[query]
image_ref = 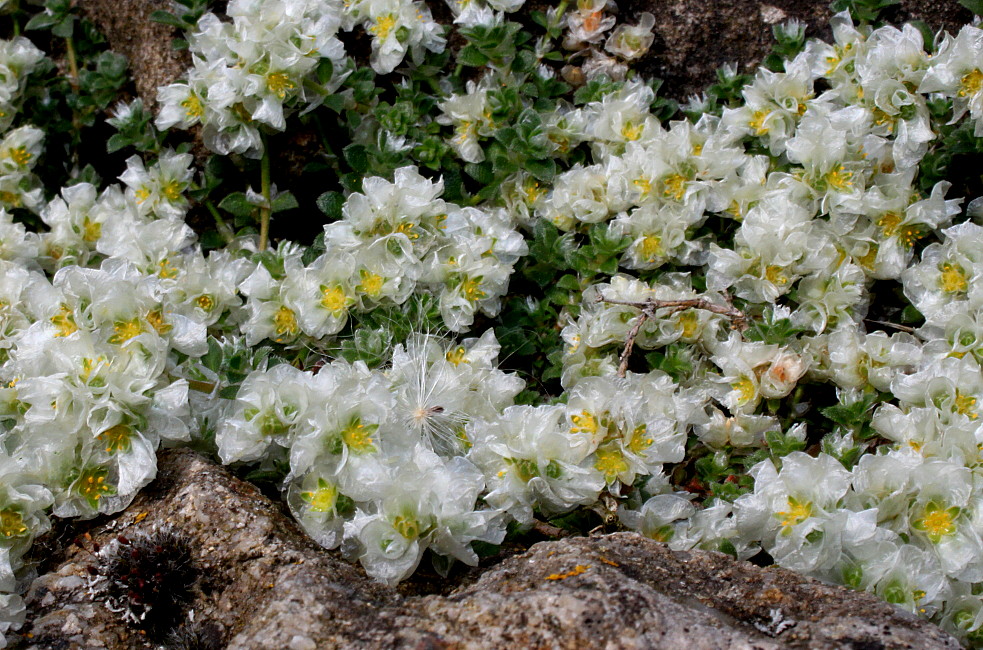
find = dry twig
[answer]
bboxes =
[597,292,748,377]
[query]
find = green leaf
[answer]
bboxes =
[106,133,129,154]
[525,157,556,183]
[555,274,581,291]
[219,385,241,400]
[218,192,256,219]
[51,16,75,38]
[150,10,188,28]
[25,13,59,31]
[202,338,223,373]
[316,57,334,85]
[343,143,369,174]
[321,93,347,113]
[271,191,299,213]
[316,191,345,219]
[960,0,983,14]
[457,45,490,67]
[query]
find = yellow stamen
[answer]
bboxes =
[266,73,296,100]
[370,14,397,39]
[51,305,78,337]
[570,410,598,436]
[273,305,299,340]
[939,262,968,294]
[776,496,812,532]
[959,69,983,97]
[109,318,143,344]
[445,346,467,366]
[320,285,350,314]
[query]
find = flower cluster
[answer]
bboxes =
[8,2,983,647]
[241,166,526,340]
[156,0,352,156]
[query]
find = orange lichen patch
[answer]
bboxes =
[597,556,619,567]
[546,564,590,580]
[134,511,148,523]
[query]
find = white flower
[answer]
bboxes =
[604,12,655,61]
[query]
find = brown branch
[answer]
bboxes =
[597,293,749,331]
[597,292,749,376]
[532,519,570,538]
[863,319,917,335]
[617,310,648,378]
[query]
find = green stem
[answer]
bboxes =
[187,378,217,394]
[205,199,235,245]
[64,37,79,92]
[259,135,272,251]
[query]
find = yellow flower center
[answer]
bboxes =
[82,216,101,243]
[628,424,653,454]
[662,174,687,201]
[960,68,983,97]
[134,187,151,204]
[157,258,179,279]
[273,305,299,340]
[161,180,183,202]
[358,271,385,297]
[462,276,486,302]
[146,309,171,335]
[370,14,397,39]
[877,212,903,238]
[955,391,978,419]
[320,285,349,314]
[594,446,629,482]
[394,221,419,240]
[195,294,215,312]
[678,310,699,339]
[732,376,756,405]
[98,423,133,454]
[0,507,28,539]
[749,110,770,135]
[109,318,144,344]
[764,264,789,286]
[639,235,663,262]
[915,504,958,543]
[825,165,853,191]
[8,146,30,166]
[523,179,544,204]
[302,480,339,513]
[621,121,644,141]
[570,410,598,436]
[777,496,812,532]
[51,305,78,337]
[341,418,377,454]
[445,345,467,366]
[76,467,114,507]
[266,73,296,100]
[181,94,203,119]
[857,243,878,270]
[392,514,422,540]
[940,262,968,294]
[633,178,652,197]
[0,190,21,207]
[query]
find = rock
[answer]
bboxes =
[624,0,975,100]
[78,0,190,110]
[18,449,960,649]
[79,0,976,109]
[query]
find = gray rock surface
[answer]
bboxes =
[18,449,961,649]
[78,0,189,111]
[78,0,975,108]
[623,0,974,99]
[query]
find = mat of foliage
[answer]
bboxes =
[3,0,983,646]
